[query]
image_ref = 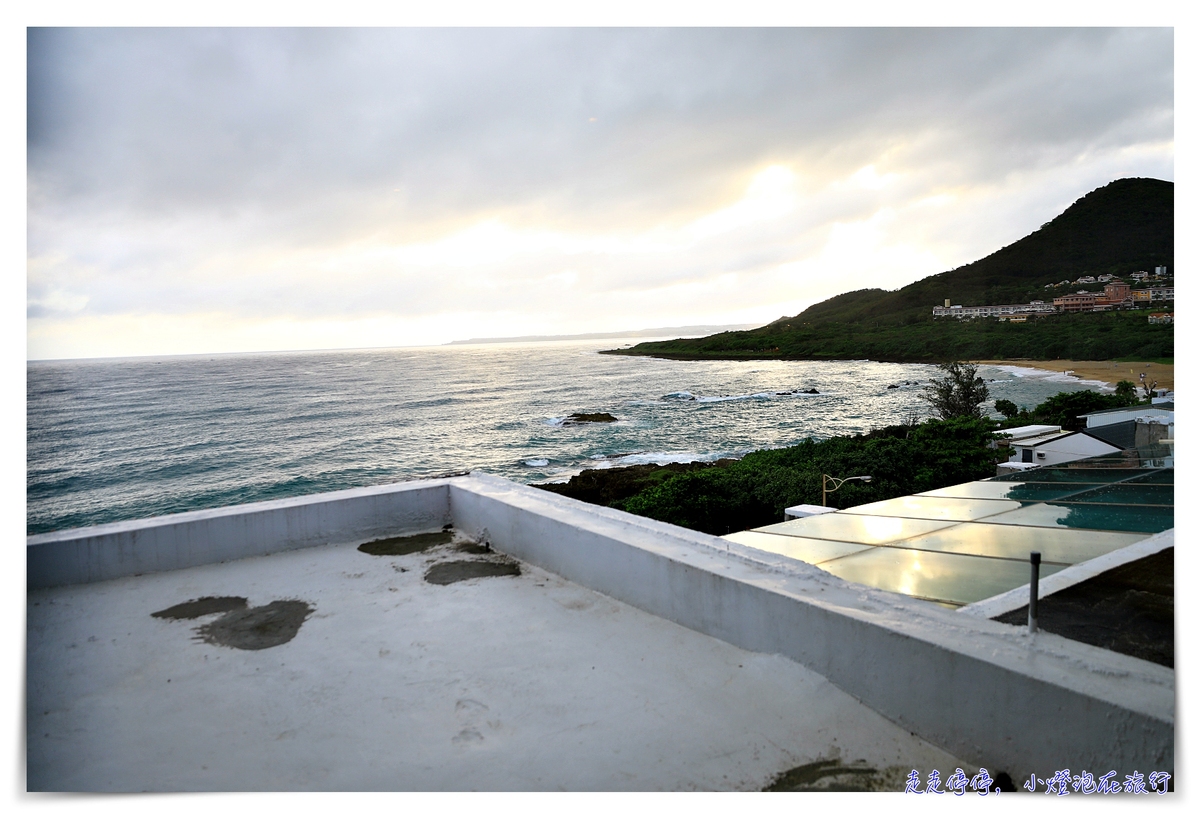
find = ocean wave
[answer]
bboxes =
[991,365,1112,389]
[583,451,734,467]
[524,459,550,467]
[695,392,775,403]
[661,389,778,403]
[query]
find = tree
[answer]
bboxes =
[1029,390,1126,430]
[923,362,990,420]
[1114,380,1139,405]
[994,398,1020,419]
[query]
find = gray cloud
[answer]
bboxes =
[27,28,1174,355]
[30,29,1172,223]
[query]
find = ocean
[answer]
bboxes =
[26,340,1107,535]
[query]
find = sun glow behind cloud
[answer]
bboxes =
[26,28,1174,360]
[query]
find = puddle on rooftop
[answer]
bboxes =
[763,758,1015,792]
[195,600,314,651]
[152,596,314,651]
[424,559,521,586]
[358,526,522,586]
[151,596,247,620]
[358,528,454,556]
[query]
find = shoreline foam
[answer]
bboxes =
[974,360,1173,392]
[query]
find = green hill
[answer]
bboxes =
[608,178,1173,363]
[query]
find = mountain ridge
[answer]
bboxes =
[608,178,1173,363]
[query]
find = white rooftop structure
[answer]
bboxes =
[996,424,1062,442]
[27,473,1173,791]
[1080,404,1174,429]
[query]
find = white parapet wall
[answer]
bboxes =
[449,473,1173,782]
[28,472,1173,782]
[26,478,452,589]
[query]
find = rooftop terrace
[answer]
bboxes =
[27,472,1173,791]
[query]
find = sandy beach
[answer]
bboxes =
[975,360,1174,391]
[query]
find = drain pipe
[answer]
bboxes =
[1028,551,1041,634]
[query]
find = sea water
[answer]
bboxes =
[26,340,1105,534]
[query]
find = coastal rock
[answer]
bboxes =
[563,412,618,424]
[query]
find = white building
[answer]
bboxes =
[997,430,1121,472]
[1079,403,1174,429]
[932,301,1057,319]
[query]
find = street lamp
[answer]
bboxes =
[822,474,872,507]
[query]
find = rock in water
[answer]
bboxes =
[563,412,617,424]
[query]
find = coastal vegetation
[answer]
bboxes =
[606,178,1173,363]
[543,417,1002,535]
[997,384,1146,431]
[923,362,991,420]
[540,382,1159,535]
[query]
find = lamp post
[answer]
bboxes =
[822,474,872,507]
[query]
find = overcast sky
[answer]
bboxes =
[26,27,1173,360]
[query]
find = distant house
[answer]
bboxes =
[1149,312,1174,324]
[1052,279,1133,312]
[1053,291,1098,312]
[995,425,1122,473]
[932,300,1057,319]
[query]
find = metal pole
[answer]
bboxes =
[1028,552,1041,634]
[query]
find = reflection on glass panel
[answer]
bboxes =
[842,495,1022,521]
[819,547,1064,606]
[982,503,1174,533]
[757,514,955,544]
[723,531,871,565]
[992,468,1156,484]
[898,523,1143,565]
[1067,483,1174,506]
[1125,470,1174,486]
[917,482,1097,502]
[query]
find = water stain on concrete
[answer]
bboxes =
[358,530,453,556]
[765,759,1015,793]
[194,600,314,651]
[151,596,248,620]
[424,559,521,586]
[764,758,893,792]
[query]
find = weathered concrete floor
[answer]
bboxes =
[28,534,967,791]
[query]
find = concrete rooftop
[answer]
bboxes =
[26,473,1173,791]
[27,529,964,791]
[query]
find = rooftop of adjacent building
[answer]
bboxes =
[726,448,1173,611]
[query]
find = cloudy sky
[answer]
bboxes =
[26,27,1174,360]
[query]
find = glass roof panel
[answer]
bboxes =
[756,514,956,545]
[1065,483,1174,506]
[722,531,872,565]
[818,547,1064,606]
[917,481,1100,502]
[897,523,1145,565]
[991,468,1157,484]
[1125,470,1174,486]
[842,495,1021,521]
[980,503,1173,534]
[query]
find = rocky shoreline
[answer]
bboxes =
[537,459,739,508]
